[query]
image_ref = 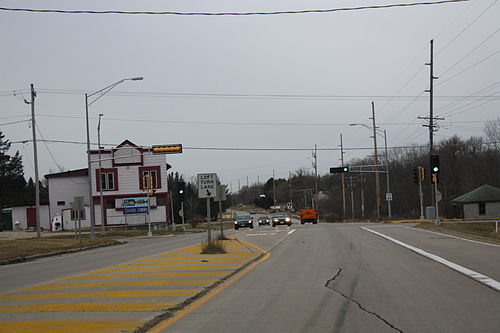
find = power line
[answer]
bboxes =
[440,89,500,116]
[0,119,30,126]
[439,28,500,77]
[435,80,500,112]
[0,1,468,16]
[32,88,499,100]
[10,138,496,152]
[33,113,496,127]
[436,49,500,87]
[436,0,498,56]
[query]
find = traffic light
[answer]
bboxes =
[151,144,183,154]
[412,168,419,184]
[330,166,349,173]
[419,166,425,182]
[430,155,440,184]
[177,181,185,201]
[430,155,440,174]
[142,175,154,195]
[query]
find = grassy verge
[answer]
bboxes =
[415,222,500,245]
[0,238,119,261]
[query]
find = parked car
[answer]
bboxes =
[234,215,254,230]
[249,210,256,215]
[257,216,271,226]
[272,213,292,227]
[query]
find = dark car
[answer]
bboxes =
[257,216,271,226]
[234,215,254,230]
[272,213,292,227]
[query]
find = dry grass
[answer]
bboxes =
[0,238,116,261]
[415,222,500,245]
[200,239,226,254]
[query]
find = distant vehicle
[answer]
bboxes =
[272,213,292,227]
[234,215,254,230]
[249,210,256,215]
[257,216,271,226]
[299,209,318,224]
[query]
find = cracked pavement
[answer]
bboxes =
[325,268,404,333]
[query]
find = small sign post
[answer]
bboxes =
[198,173,218,242]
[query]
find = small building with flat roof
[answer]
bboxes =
[451,184,500,219]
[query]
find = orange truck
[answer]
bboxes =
[299,209,318,224]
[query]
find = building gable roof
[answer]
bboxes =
[452,184,500,204]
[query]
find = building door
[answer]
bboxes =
[26,208,36,228]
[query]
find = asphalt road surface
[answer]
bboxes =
[162,222,500,333]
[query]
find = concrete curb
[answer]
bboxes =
[0,240,124,266]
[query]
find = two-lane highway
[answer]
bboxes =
[161,222,500,333]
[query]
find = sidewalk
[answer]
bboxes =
[0,239,262,333]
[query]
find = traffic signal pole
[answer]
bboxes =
[418,167,424,219]
[180,201,185,232]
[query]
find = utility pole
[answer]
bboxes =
[312,145,318,211]
[422,39,442,219]
[383,130,392,219]
[28,84,41,239]
[371,102,381,221]
[272,169,276,211]
[428,39,435,153]
[340,134,346,220]
[360,174,366,219]
[289,171,293,211]
[97,114,105,235]
[418,166,425,219]
[246,176,249,188]
[349,176,355,220]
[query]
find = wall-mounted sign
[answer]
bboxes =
[122,197,149,214]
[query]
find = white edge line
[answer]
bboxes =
[361,227,500,292]
[288,229,296,235]
[406,226,500,248]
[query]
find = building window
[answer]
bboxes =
[107,198,116,209]
[100,172,115,190]
[96,168,118,191]
[478,202,486,215]
[57,201,65,206]
[139,166,161,190]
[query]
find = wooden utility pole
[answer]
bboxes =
[27,84,41,239]
[371,102,381,221]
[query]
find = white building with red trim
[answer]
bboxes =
[45,140,172,229]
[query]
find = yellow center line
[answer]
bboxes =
[0,289,199,301]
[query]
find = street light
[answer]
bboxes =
[97,113,105,235]
[85,77,143,240]
[350,121,392,220]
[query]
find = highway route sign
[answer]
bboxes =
[197,173,217,198]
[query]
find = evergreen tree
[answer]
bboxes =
[0,132,27,209]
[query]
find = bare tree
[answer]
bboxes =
[484,119,500,150]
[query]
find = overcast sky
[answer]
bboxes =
[1,0,499,191]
